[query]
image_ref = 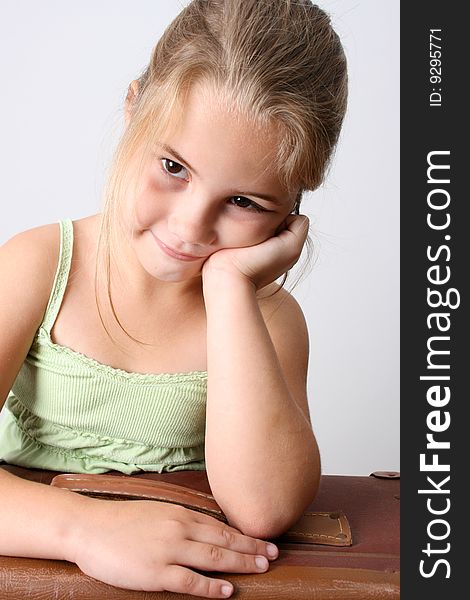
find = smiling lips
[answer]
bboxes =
[151,232,205,261]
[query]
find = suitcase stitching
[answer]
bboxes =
[282,511,349,542]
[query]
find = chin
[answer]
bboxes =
[148,264,203,283]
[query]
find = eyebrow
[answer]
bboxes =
[158,143,284,206]
[160,144,199,176]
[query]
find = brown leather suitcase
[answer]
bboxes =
[0,464,399,599]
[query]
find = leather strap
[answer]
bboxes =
[51,473,352,546]
[51,473,227,522]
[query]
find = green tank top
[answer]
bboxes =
[0,219,208,474]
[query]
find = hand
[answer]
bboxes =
[68,497,279,598]
[202,215,309,291]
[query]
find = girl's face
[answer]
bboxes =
[126,82,298,283]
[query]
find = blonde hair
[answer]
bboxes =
[95,0,348,346]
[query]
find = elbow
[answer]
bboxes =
[214,450,322,540]
[225,489,321,540]
[227,512,289,540]
[227,506,306,540]
[229,469,322,540]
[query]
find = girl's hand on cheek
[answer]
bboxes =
[202,215,309,291]
[70,498,278,598]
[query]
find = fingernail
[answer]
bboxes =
[266,543,278,558]
[256,556,269,570]
[221,584,233,597]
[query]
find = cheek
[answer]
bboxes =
[131,179,166,230]
[133,195,156,230]
[224,220,279,248]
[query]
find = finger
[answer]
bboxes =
[285,215,310,245]
[182,512,278,560]
[276,215,309,250]
[162,565,234,598]
[274,219,288,235]
[185,521,279,560]
[179,510,242,535]
[173,539,271,574]
[285,214,309,233]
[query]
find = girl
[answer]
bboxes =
[0,0,347,597]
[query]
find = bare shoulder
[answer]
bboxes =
[257,282,309,360]
[0,222,61,407]
[0,221,60,324]
[0,220,61,332]
[257,283,311,423]
[2,221,60,256]
[257,282,308,333]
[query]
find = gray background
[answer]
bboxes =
[0,1,399,475]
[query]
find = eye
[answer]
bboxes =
[229,196,266,213]
[160,158,267,213]
[161,158,189,180]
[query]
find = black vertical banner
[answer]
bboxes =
[401,2,466,597]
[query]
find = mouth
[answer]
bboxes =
[151,232,205,262]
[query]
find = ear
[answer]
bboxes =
[124,80,140,127]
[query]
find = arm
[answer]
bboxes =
[0,227,90,561]
[0,226,60,407]
[202,218,320,539]
[0,468,90,560]
[0,467,281,598]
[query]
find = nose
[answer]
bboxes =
[168,195,217,248]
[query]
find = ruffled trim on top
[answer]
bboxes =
[36,327,208,384]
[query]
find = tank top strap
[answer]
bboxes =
[41,219,74,335]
